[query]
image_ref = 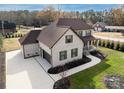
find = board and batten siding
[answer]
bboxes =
[39,42,51,55]
[23,43,40,58]
[52,29,84,67]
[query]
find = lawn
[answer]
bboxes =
[3,38,20,52]
[93,32,124,39]
[69,47,124,89]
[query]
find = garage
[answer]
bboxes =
[19,30,42,58]
[43,50,51,63]
[23,43,40,58]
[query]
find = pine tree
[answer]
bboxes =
[116,42,120,50]
[110,41,114,49]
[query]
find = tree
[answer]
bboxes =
[120,43,124,52]
[106,40,111,48]
[110,41,114,49]
[116,42,120,50]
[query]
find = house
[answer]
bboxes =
[93,22,107,31]
[0,21,16,35]
[19,18,98,67]
[105,26,124,32]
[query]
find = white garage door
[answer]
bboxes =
[23,43,40,58]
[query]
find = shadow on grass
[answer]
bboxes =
[69,60,111,89]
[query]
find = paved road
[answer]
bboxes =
[93,35,124,42]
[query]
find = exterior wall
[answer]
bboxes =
[52,29,84,67]
[23,43,40,58]
[39,42,51,55]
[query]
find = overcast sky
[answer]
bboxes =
[0,4,120,11]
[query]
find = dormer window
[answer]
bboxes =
[65,35,73,43]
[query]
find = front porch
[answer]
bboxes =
[81,36,99,55]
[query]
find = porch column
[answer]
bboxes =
[87,41,89,50]
[96,39,99,48]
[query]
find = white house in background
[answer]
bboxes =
[93,22,107,31]
[19,18,98,67]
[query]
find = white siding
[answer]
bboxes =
[39,42,51,55]
[23,43,40,58]
[52,29,84,67]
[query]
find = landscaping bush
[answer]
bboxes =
[102,40,106,47]
[106,40,111,48]
[53,77,70,89]
[48,55,91,74]
[120,43,124,52]
[110,41,114,49]
[115,42,120,50]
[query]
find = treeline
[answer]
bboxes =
[0,5,124,27]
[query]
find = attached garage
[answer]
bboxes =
[19,30,42,58]
[23,43,40,58]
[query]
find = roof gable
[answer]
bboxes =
[37,22,71,48]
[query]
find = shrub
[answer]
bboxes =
[102,40,106,47]
[110,41,114,49]
[106,40,111,48]
[120,43,124,52]
[116,42,120,50]
[48,56,91,74]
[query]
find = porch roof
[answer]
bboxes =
[80,36,96,43]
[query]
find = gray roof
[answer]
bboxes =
[37,22,71,48]
[19,30,42,45]
[93,22,107,28]
[57,18,92,30]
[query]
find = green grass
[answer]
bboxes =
[69,47,124,89]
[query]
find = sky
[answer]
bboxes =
[0,4,120,12]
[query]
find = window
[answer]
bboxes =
[59,51,67,61]
[71,48,78,58]
[65,35,73,43]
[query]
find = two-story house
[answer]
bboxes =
[19,18,98,67]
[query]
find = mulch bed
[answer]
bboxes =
[53,77,70,89]
[48,55,91,74]
[104,75,124,89]
[90,50,107,60]
[0,52,6,89]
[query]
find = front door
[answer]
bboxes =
[43,50,51,63]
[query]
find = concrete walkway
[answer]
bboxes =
[94,35,124,42]
[35,55,101,81]
[6,50,101,89]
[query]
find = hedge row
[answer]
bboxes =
[98,39,124,52]
[4,32,24,38]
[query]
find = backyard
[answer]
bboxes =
[69,47,124,89]
[93,32,124,39]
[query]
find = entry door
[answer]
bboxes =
[43,50,51,63]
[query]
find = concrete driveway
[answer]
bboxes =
[6,50,54,89]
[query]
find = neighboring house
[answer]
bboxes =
[105,26,124,32]
[0,21,16,35]
[93,22,107,31]
[19,18,98,67]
